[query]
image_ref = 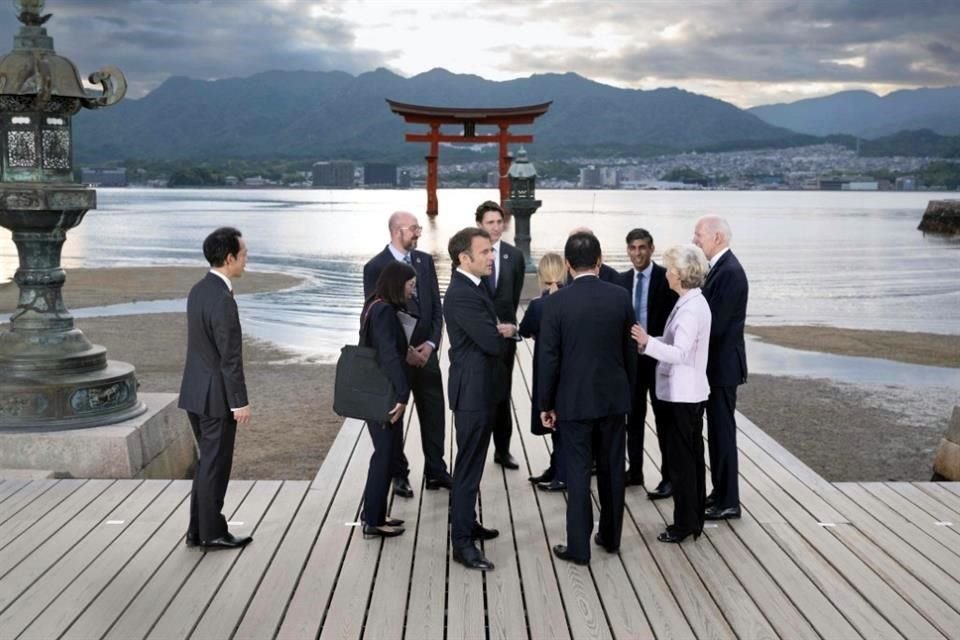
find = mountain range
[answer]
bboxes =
[73,68,794,163]
[748,86,960,138]
[73,68,960,163]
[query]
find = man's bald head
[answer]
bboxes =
[388,210,421,252]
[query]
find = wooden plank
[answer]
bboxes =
[363,405,429,640]
[276,432,373,639]
[501,352,571,640]
[100,480,254,640]
[0,480,28,506]
[0,480,112,564]
[0,480,163,639]
[826,522,960,639]
[192,481,310,640]
[144,480,282,640]
[514,338,615,640]
[0,479,55,521]
[479,399,528,640]
[0,479,86,549]
[735,411,836,495]
[403,404,453,640]
[862,483,960,555]
[236,419,364,639]
[914,483,960,519]
[320,414,415,640]
[18,480,191,640]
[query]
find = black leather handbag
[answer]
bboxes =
[333,301,395,423]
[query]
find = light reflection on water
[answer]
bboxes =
[2,188,959,384]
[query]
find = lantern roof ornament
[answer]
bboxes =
[0,0,126,108]
[507,147,537,179]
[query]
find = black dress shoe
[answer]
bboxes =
[552,544,589,565]
[657,529,701,544]
[594,533,618,553]
[385,517,405,526]
[200,534,253,550]
[537,479,566,492]
[528,468,554,484]
[453,545,494,571]
[425,475,453,490]
[704,505,742,520]
[471,523,500,540]
[393,477,414,498]
[185,532,198,547]
[494,451,520,470]
[363,524,405,538]
[705,492,717,508]
[646,481,673,500]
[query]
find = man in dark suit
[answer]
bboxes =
[178,227,254,551]
[565,226,620,284]
[693,215,749,520]
[363,211,453,497]
[475,201,526,470]
[539,232,636,565]
[618,228,678,497]
[444,227,517,571]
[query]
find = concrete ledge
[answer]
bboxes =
[0,392,196,479]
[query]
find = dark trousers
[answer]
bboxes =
[706,385,740,509]
[187,412,236,542]
[451,407,494,550]
[362,421,397,526]
[391,352,448,481]
[626,359,669,483]
[562,415,626,561]
[662,402,706,535]
[492,341,517,455]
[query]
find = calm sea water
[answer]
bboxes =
[1,188,959,365]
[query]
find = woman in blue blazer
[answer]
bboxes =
[519,253,568,491]
[360,261,416,538]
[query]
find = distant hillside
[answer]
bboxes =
[74,68,795,163]
[749,86,960,137]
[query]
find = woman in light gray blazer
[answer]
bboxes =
[631,244,712,543]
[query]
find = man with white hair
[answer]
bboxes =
[692,215,748,520]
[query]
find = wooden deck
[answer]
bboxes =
[2,326,960,639]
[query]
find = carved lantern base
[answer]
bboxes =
[0,184,146,430]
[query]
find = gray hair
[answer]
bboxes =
[697,215,733,244]
[662,244,709,289]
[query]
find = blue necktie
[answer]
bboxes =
[635,271,647,330]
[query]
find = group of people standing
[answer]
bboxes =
[175,204,748,572]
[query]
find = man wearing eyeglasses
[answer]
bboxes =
[364,211,453,498]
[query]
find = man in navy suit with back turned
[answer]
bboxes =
[364,211,453,498]
[693,215,749,520]
[475,201,526,471]
[618,228,678,497]
[539,232,636,565]
[179,227,253,551]
[444,227,517,571]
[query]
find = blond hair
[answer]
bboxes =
[537,252,566,294]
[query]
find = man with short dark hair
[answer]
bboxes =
[364,211,452,497]
[474,200,526,470]
[539,232,635,565]
[179,227,253,551]
[693,215,749,521]
[444,226,517,571]
[618,228,678,497]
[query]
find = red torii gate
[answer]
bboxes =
[387,99,551,216]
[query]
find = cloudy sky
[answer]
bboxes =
[3,0,959,107]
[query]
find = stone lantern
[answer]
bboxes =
[503,147,541,273]
[0,0,145,428]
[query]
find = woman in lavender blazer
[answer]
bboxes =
[631,244,712,544]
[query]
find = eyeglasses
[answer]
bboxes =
[399,225,423,234]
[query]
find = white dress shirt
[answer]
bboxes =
[643,288,712,403]
[490,239,501,288]
[209,269,233,292]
